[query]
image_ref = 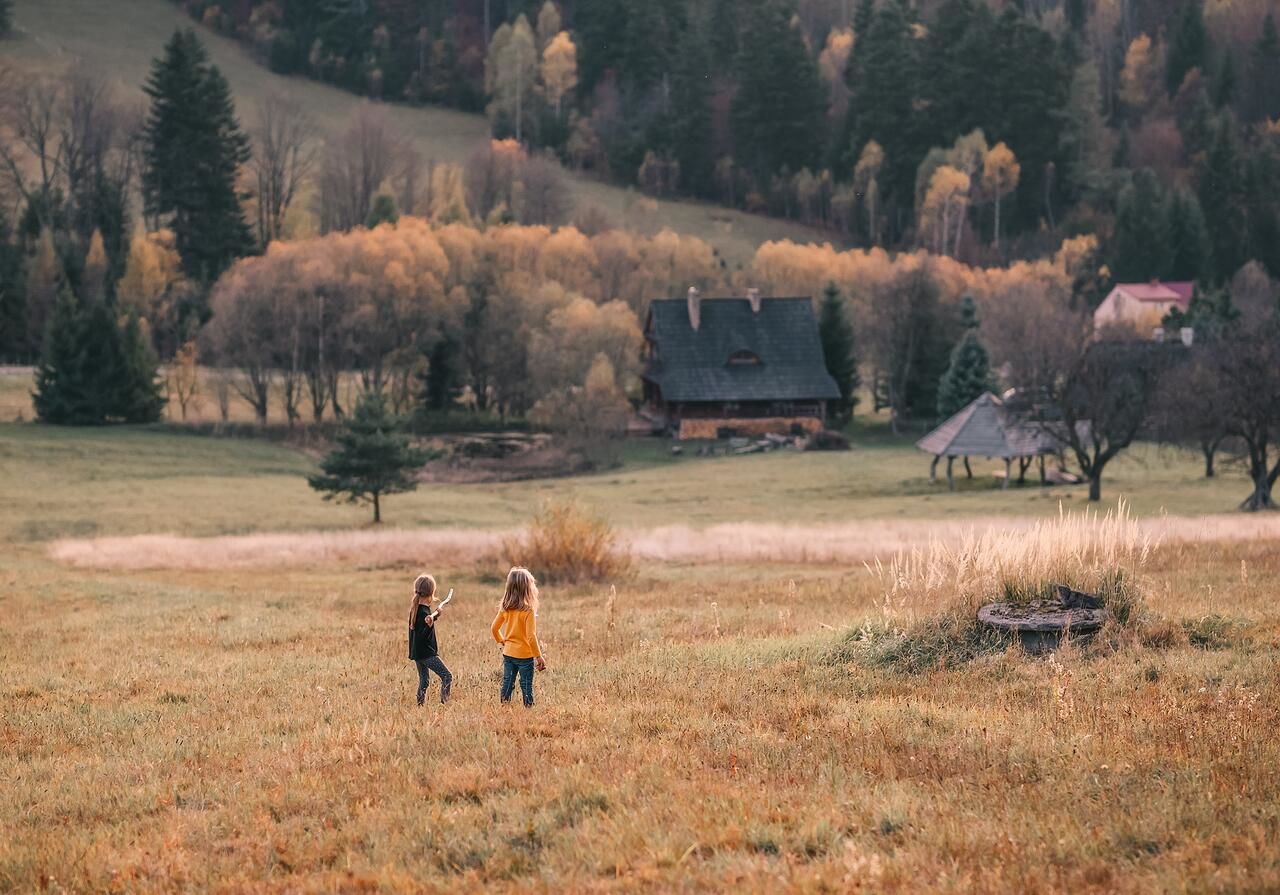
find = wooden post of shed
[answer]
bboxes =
[946,456,955,491]
[1002,457,1012,490]
[1038,454,1047,485]
[963,457,973,479]
[930,455,940,482]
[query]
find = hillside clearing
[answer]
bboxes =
[4,0,835,267]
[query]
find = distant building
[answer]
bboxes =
[641,288,840,440]
[1093,280,1194,333]
[916,392,1060,490]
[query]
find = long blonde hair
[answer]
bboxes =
[501,566,539,612]
[408,573,437,625]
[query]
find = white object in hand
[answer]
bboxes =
[431,588,454,620]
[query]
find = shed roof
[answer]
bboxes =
[644,297,840,403]
[916,392,1058,459]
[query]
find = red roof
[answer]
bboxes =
[1113,281,1194,307]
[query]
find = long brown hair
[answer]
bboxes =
[501,566,539,612]
[408,573,437,626]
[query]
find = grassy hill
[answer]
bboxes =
[4,0,837,267]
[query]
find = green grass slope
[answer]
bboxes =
[0,421,1252,544]
[4,0,835,266]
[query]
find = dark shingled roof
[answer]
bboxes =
[643,297,841,403]
[917,392,1059,458]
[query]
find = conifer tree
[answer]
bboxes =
[32,289,95,425]
[0,0,13,37]
[112,311,165,423]
[1165,0,1208,96]
[732,0,825,180]
[853,0,875,39]
[142,29,253,283]
[1197,117,1248,283]
[668,29,715,196]
[32,291,164,425]
[366,194,399,228]
[1167,190,1213,282]
[308,391,433,523]
[1245,14,1280,123]
[0,208,24,362]
[1111,168,1173,281]
[936,295,992,420]
[818,282,860,424]
[846,0,917,227]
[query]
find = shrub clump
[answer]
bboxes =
[503,500,631,584]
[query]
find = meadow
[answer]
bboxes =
[4,0,832,267]
[2,413,1279,893]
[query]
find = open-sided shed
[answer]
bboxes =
[916,392,1059,490]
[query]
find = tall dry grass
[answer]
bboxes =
[843,502,1158,672]
[871,501,1155,628]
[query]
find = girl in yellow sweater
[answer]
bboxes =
[491,567,546,706]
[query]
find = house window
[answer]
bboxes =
[727,350,762,366]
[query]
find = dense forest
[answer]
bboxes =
[174,0,1280,278]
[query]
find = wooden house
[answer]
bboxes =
[641,289,840,440]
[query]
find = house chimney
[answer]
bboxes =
[1152,326,1165,342]
[687,286,701,331]
[1180,326,1194,347]
[747,287,762,314]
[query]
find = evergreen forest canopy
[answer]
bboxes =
[176,0,1280,280]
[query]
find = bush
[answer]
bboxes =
[503,500,631,584]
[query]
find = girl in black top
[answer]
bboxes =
[408,574,452,705]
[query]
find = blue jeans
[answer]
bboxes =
[500,655,535,706]
[415,656,452,705]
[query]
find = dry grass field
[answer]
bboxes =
[3,0,834,267]
[2,422,1280,892]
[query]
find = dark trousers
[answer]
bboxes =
[500,655,535,706]
[415,656,452,705]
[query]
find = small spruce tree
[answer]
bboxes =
[936,295,993,420]
[308,391,433,523]
[33,288,95,424]
[818,282,860,425]
[366,194,399,229]
[0,0,14,37]
[113,311,165,423]
[33,293,164,425]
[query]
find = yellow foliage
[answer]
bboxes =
[541,31,578,117]
[118,230,184,321]
[1120,34,1160,114]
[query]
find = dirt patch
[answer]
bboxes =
[416,433,589,483]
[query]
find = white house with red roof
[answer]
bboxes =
[1093,280,1194,332]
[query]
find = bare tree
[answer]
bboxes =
[250,95,318,246]
[1212,315,1280,510]
[315,108,405,233]
[1047,338,1175,502]
[0,69,64,228]
[0,64,136,232]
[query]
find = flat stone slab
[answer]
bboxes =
[978,593,1110,654]
[978,601,1110,633]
